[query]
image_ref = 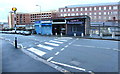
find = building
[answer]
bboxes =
[58,2,120,23]
[8,10,58,29]
[34,15,90,36]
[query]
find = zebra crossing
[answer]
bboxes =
[25,37,73,58]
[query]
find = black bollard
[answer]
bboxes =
[15,37,17,48]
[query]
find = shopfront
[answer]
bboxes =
[66,18,85,36]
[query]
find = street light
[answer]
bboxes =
[36,5,41,21]
[12,7,17,48]
[36,5,42,35]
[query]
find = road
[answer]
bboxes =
[0,34,119,73]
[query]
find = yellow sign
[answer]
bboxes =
[12,7,17,11]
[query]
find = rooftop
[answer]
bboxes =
[63,2,120,8]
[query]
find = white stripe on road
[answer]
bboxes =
[50,40,63,44]
[58,40,67,42]
[51,61,86,71]
[44,42,59,46]
[65,45,69,48]
[73,44,118,51]
[55,52,60,55]
[58,37,72,39]
[27,47,46,56]
[47,57,54,62]
[61,48,65,51]
[37,44,54,50]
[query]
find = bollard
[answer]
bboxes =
[60,33,63,36]
[90,33,92,37]
[74,33,76,37]
[55,33,57,36]
[15,37,17,48]
[112,32,115,38]
[81,33,84,37]
[100,33,103,37]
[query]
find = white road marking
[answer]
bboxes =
[51,61,86,71]
[58,37,72,39]
[47,57,54,62]
[44,42,59,46]
[58,40,67,42]
[61,48,65,51]
[37,44,54,50]
[65,45,69,48]
[50,40,63,44]
[73,44,118,51]
[55,52,60,55]
[27,47,46,56]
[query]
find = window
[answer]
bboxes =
[71,13,75,16]
[94,7,97,10]
[113,11,117,14]
[61,14,63,16]
[109,17,111,20]
[85,8,87,11]
[94,12,96,15]
[60,9,63,12]
[72,8,74,11]
[89,7,92,11]
[76,8,78,11]
[64,9,66,12]
[89,13,92,15]
[68,9,70,11]
[76,13,79,16]
[80,13,83,15]
[113,6,118,9]
[104,12,106,15]
[80,8,83,11]
[104,7,106,10]
[99,7,101,10]
[99,12,101,15]
[85,13,87,15]
[68,13,70,16]
[64,14,67,16]
[98,16,101,19]
[109,6,112,10]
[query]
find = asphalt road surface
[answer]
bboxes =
[0,34,119,73]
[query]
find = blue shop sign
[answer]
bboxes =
[67,21,83,24]
[35,21,40,24]
[41,23,52,26]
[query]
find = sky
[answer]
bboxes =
[0,0,120,22]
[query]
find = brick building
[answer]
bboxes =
[8,10,58,29]
[58,2,120,23]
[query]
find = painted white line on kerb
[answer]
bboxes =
[44,42,59,46]
[55,52,60,55]
[61,48,65,51]
[37,44,54,50]
[27,47,46,57]
[51,61,86,72]
[50,40,63,44]
[47,57,54,62]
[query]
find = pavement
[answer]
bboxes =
[1,39,60,72]
[0,33,119,73]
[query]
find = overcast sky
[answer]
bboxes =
[0,0,119,22]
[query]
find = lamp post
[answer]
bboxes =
[36,5,42,35]
[12,7,17,48]
[36,5,41,21]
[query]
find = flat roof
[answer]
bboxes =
[63,2,119,8]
